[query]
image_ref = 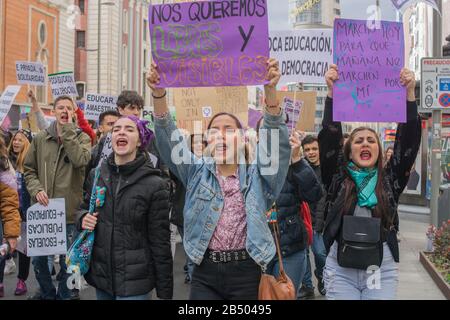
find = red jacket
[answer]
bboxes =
[75,108,96,145]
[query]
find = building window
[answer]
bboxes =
[78,0,85,15]
[143,20,148,42]
[295,0,322,25]
[315,111,323,118]
[143,72,147,101]
[76,31,86,48]
[144,49,147,68]
[123,10,128,34]
[38,21,47,47]
[334,9,341,15]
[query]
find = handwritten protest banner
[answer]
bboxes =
[149,0,269,87]
[84,93,118,121]
[174,87,248,133]
[15,61,46,86]
[277,91,317,132]
[333,19,406,122]
[282,96,303,135]
[0,85,21,126]
[270,29,333,84]
[48,71,78,99]
[26,198,67,257]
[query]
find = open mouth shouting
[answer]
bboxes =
[360,149,372,161]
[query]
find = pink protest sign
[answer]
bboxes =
[333,19,406,123]
[149,0,269,88]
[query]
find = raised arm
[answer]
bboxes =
[28,90,50,130]
[146,64,200,187]
[385,69,421,202]
[256,59,291,210]
[318,64,343,190]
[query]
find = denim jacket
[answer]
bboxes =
[154,111,290,268]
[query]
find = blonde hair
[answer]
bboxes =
[7,132,31,173]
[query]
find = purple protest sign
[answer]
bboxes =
[149,0,269,88]
[333,19,406,123]
[248,108,263,129]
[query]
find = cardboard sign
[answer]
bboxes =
[333,19,406,123]
[26,199,67,257]
[149,0,270,87]
[282,96,303,135]
[277,91,317,132]
[15,61,46,86]
[269,29,333,84]
[174,87,248,133]
[0,85,21,126]
[84,93,118,121]
[48,71,78,99]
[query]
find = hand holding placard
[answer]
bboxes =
[264,58,282,115]
[325,64,339,98]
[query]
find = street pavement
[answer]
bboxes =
[1,210,446,300]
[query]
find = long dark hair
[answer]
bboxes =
[206,112,250,164]
[342,127,390,227]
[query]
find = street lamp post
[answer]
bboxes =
[430,0,443,227]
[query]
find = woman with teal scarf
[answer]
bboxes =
[318,64,421,300]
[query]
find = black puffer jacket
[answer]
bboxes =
[308,164,326,233]
[319,97,421,262]
[273,159,323,258]
[78,152,173,298]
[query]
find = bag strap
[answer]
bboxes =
[269,204,285,275]
[88,166,101,215]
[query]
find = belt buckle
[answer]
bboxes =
[210,251,220,263]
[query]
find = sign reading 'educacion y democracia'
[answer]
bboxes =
[149,0,270,88]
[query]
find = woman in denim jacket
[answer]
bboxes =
[147,59,291,300]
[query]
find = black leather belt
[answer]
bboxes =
[206,249,249,263]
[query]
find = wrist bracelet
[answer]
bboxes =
[154,111,169,119]
[152,90,167,99]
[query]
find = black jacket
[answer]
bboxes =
[78,152,173,298]
[318,97,421,262]
[273,159,323,258]
[308,164,326,233]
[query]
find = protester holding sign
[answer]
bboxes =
[79,116,173,300]
[147,58,290,300]
[318,64,421,300]
[24,95,91,300]
[7,129,33,296]
[256,118,323,294]
[0,135,21,298]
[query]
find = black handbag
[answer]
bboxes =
[337,215,383,270]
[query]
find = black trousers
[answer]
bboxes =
[189,257,261,300]
[18,251,30,281]
[0,251,30,283]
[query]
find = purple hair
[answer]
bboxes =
[125,115,154,151]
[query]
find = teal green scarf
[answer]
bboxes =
[346,162,378,208]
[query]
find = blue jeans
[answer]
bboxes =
[323,242,399,300]
[267,249,307,293]
[32,224,77,300]
[302,231,327,289]
[96,289,150,300]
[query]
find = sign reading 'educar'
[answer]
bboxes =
[149,0,269,88]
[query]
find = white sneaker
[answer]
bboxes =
[4,258,16,275]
